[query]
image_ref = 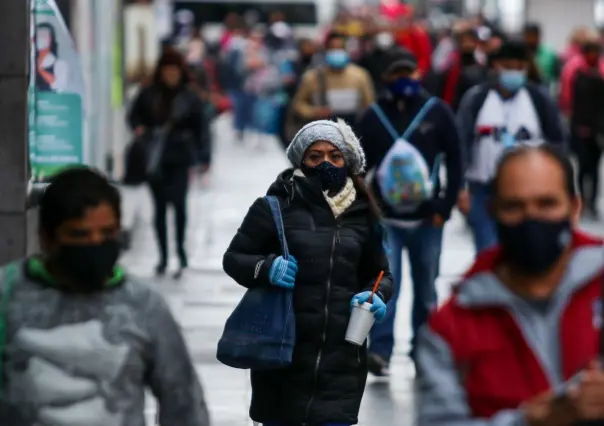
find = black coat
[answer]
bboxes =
[223,170,393,425]
[128,84,210,170]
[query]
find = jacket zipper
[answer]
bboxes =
[304,225,339,423]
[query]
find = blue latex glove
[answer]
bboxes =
[268,255,298,289]
[351,291,387,322]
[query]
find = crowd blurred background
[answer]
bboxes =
[140,2,603,173]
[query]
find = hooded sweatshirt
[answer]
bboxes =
[416,230,604,425]
[0,258,210,426]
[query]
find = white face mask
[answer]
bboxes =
[375,32,394,50]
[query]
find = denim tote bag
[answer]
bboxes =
[217,196,296,370]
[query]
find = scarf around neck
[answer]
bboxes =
[293,169,357,218]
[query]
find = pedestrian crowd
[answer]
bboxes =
[2,4,604,426]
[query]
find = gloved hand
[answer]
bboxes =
[351,291,387,322]
[268,255,298,289]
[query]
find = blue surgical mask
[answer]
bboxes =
[499,70,527,92]
[325,49,350,69]
[387,77,421,97]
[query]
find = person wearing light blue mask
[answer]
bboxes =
[499,67,528,92]
[291,32,375,126]
[455,40,566,255]
[493,42,531,95]
[325,48,350,70]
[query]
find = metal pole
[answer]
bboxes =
[0,1,31,264]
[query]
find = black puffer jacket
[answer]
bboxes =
[223,169,393,425]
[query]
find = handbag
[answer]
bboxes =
[216,196,296,370]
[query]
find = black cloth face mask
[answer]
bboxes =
[496,218,572,276]
[53,239,120,290]
[301,161,348,194]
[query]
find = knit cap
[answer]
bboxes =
[286,119,366,175]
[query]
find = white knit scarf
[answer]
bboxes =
[293,169,357,218]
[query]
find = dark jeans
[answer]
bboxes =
[369,222,443,361]
[467,182,498,253]
[576,136,603,209]
[149,168,189,268]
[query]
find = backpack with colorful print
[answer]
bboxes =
[372,97,441,213]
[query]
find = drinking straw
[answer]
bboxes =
[370,270,385,302]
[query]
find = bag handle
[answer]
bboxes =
[265,196,290,260]
[0,263,18,398]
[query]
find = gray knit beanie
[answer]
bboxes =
[286,119,367,175]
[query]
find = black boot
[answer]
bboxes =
[155,262,167,277]
[174,248,188,280]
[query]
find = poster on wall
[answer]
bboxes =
[29,0,85,181]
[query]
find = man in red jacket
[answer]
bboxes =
[417,145,604,425]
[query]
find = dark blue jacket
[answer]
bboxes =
[356,91,463,221]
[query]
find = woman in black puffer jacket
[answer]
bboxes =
[223,119,393,426]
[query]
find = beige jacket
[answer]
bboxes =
[292,64,375,121]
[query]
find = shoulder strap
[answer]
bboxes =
[265,196,289,260]
[0,263,18,398]
[316,67,328,106]
[525,84,551,135]
[370,97,439,142]
[402,97,438,140]
[468,84,493,130]
[370,103,399,141]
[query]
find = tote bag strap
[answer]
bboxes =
[265,196,289,260]
[0,263,18,398]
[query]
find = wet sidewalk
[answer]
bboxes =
[120,117,602,425]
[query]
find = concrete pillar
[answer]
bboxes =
[0,1,31,264]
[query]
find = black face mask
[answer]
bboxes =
[301,161,348,194]
[54,239,120,290]
[496,218,572,276]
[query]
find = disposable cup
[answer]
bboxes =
[345,302,375,346]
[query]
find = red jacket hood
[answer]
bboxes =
[463,229,603,279]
